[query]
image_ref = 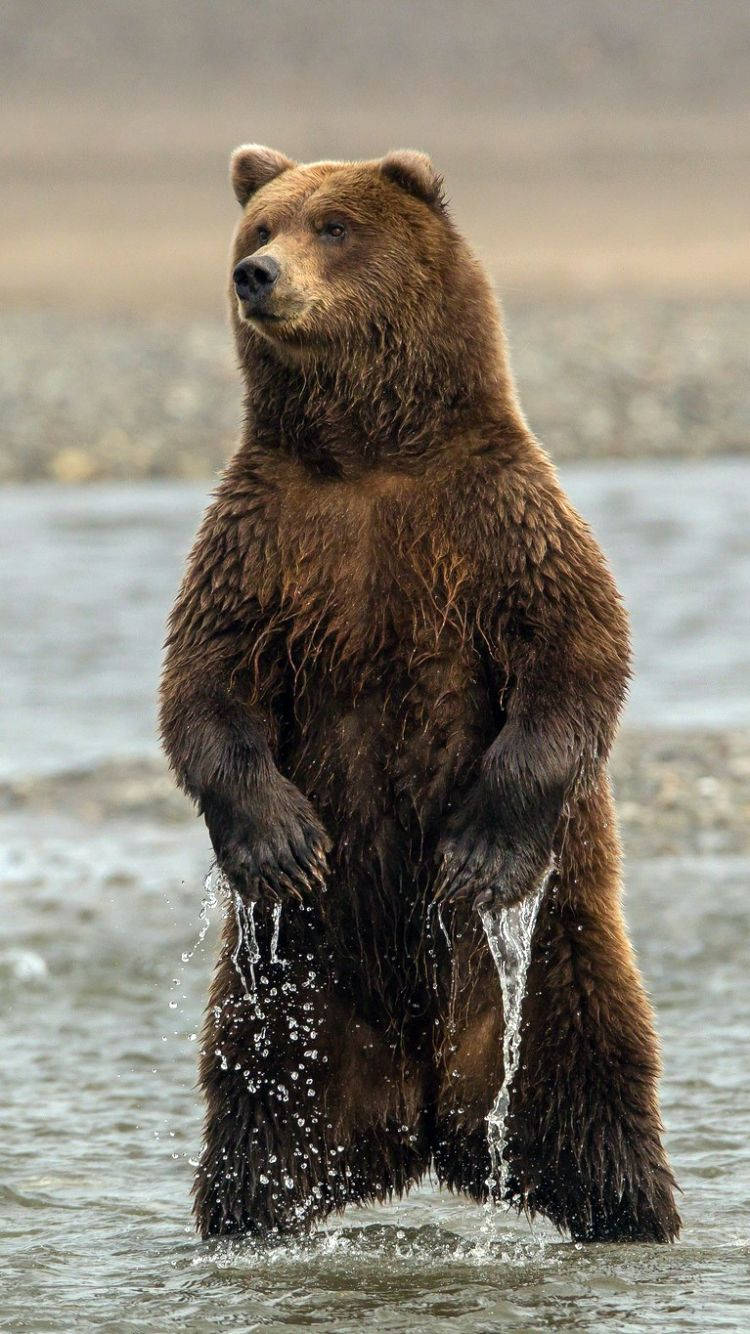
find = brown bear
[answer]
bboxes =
[159,144,680,1244]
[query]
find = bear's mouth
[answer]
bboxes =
[238,298,295,321]
[237,297,312,336]
[236,300,283,324]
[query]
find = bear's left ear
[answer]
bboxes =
[230,143,296,206]
[379,149,445,210]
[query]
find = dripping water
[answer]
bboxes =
[180,863,224,964]
[231,892,260,994]
[479,864,553,1207]
[229,897,285,995]
[435,903,452,953]
[270,902,285,966]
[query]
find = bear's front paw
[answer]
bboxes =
[433,826,519,911]
[203,780,331,904]
[433,807,550,912]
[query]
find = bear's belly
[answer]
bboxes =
[281,661,498,872]
[281,673,494,1022]
[271,614,501,1018]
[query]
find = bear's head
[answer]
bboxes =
[228,145,519,468]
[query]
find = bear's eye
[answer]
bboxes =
[256,226,271,246]
[320,221,347,241]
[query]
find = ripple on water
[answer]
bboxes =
[0,948,48,982]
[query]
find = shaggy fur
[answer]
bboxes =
[160,146,680,1243]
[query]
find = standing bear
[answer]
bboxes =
[160,145,680,1243]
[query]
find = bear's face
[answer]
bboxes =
[229,145,455,357]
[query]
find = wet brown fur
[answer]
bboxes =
[159,147,680,1243]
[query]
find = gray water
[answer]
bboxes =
[1,461,749,1331]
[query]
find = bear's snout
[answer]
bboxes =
[233,255,280,313]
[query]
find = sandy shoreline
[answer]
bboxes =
[3,729,748,861]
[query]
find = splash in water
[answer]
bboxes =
[180,863,225,963]
[479,864,553,1207]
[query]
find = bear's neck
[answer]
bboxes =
[236,311,525,477]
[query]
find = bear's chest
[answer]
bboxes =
[263,470,501,823]
[272,472,480,672]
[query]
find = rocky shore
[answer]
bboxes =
[3,729,748,861]
[2,297,748,482]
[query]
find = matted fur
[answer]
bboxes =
[160,149,680,1243]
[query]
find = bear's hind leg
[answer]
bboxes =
[431,998,500,1206]
[194,913,430,1239]
[510,775,681,1242]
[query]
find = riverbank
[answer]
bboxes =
[2,297,748,482]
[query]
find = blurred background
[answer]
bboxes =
[1,4,749,1330]
[2,0,750,479]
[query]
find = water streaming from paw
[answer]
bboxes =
[479,870,551,1206]
[270,901,286,966]
[231,891,260,994]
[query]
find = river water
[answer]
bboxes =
[1,460,749,1331]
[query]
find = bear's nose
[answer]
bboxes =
[233,256,280,299]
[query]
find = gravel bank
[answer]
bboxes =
[2,298,748,482]
[3,729,748,861]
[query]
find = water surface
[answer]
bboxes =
[3,821,748,1331]
[1,463,748,1329]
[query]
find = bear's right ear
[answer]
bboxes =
[230,144,296,206]
[379,150,445,210]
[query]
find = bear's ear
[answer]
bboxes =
[230,143,296,206]
[379,149,444,210]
